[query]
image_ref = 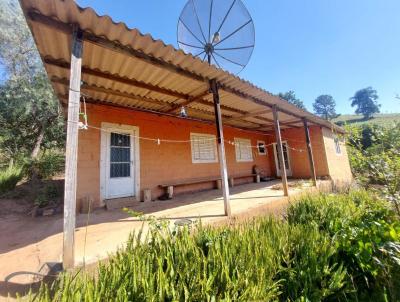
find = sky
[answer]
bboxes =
[76,0,400,114]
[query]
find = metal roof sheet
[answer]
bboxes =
[20,0,344,133]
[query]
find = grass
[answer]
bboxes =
[29,190,400,301]
[333,113,400,127]
[0,165,23,194]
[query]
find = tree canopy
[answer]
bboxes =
[312,94,338,120]
[0,0,64,166]
[350,87,380,119]
[278,91,306,111]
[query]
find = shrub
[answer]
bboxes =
[34,183,61,208]
[0,165,23,194]
[31,191,400,301]
[26,151,64,180]
[287,190,400,301]
[346,123,400,215]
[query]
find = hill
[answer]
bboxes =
[333,113,400,127]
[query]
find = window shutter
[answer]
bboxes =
[191,133,218,163]
[235,138,253,162]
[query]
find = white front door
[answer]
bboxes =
[273,142,292,177]
[106,131,135,198]
[100,123,140,202]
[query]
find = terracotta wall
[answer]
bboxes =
[265,126,330,178]
[77,103,272,209]
[76,103,352,209]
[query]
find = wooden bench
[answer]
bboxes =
[159,176,222,199]
[228,174,260,187]
[159,173,260,198]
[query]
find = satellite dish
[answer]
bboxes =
[177,0,255,74]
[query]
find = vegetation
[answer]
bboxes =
[0,0,64,189]
[350,87,381,119]
[0,165,22,194]
[312,94,338,120]
[345,122,400,215]
[334,113,400,127]
[26,150,65,180]
[29,191,400,301]
[34,183,62,208]
[278,90,306,110]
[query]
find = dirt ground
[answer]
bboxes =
[0,179,327,301]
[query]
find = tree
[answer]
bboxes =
[0,0,41,79]
[278,91,306,110]
[0,74,64,164]
[0,0,64,166]
[350,87,380,119]
[312,94,338,120]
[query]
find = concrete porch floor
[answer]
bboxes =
[0,179,325,299]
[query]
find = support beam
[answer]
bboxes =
[59,94,266,133]
[272,105,289,196]
[52,77,173,109]
[303,119,317,186]
[63,28,83,269]
[44,58,189,100]
[165,91,210,113]
[210,79,231,216]
[227,109,272,121]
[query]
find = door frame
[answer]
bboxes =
[100,122,140,203]
[272,141,293,177]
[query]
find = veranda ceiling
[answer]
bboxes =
[20,0,344,133]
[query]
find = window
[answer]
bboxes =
[235,138,253,162]
[190,133,218,163]
[110,132,131,178]
[257,140,267,155]
[334,136,342,155]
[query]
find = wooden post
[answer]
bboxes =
[167,186,174,199]
[272,105,289,196]
[303,119,317,186]
[63,27,83,269]
[210,79,231,216]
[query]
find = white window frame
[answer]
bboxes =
[257,140,267,155]
[234,138,253,162]
[334,136,342,155]
[190,133,218,164]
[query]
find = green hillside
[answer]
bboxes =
[333,113,400,127]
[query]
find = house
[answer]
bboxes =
[21,0,352,267]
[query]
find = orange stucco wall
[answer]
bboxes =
[321,127,353,182]
[266,126,330,178]
[77,103,273,209]
[76,103,352,210]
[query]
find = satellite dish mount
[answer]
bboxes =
[178,0,255,74]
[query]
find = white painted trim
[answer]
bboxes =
[234,137,253,162]
[100,122,140,203]
[272,141,292,177]
[190,132,218,164]
[257,140,267,155]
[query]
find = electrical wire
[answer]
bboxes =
[65,91,324,152]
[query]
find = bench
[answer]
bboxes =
[159,173,260,199]
[159,176,222,199]
[228,174,260,187]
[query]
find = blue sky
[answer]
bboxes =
[76,0,399,114]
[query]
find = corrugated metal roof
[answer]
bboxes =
[20,0,344,133]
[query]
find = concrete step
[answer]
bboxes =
[104,196,137,210]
